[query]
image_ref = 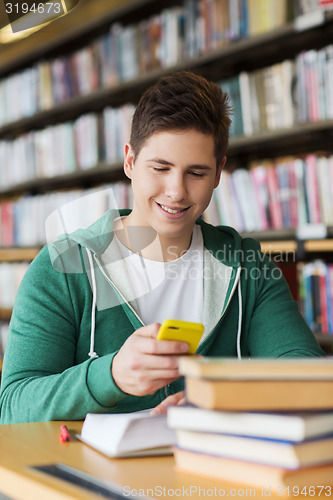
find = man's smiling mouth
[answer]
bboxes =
[157,203,190,214]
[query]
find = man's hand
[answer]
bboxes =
[150,391,186,415]
[111,323,189,396]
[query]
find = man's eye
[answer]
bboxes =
[153,167,168,172]
[190,171,205,177]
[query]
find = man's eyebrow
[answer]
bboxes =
[147,158,174,166]
[147,158,213,170]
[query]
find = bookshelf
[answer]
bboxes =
[0,309,11,321]
[0,248,40,261]
[1,9,333,149]
[2,119,333,199]
[0,0,333,349]
[243,228,333,254]
[0,163,124,198]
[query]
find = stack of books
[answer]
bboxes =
[168,357,333,491]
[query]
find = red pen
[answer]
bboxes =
[59,424,71,442]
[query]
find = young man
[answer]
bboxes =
[0,72,324,424]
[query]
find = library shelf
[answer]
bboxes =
[2,5,333,82]
[2,118,333,199]
[243,228,333,254]
[0,308,11,321]
[305,239,333,253]
[1,116,333,200]
[259,240,298,255]
[0,162,125,198]
[1,10,333,140]
[315,334,333,345]
[0,248,40,262]
[259,240,333,255]
[0,0,182,77]
[227,119,333,161]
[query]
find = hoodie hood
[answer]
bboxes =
[48,209,131,273]
[49,209,244,269]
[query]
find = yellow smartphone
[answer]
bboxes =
[157,320,204,354]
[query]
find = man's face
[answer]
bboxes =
[123,129,224,245]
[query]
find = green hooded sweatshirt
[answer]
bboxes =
[0,209,324,424]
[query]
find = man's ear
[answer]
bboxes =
[124,143,135,180]
[214,156,227,188]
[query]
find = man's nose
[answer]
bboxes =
[164,174,186,201]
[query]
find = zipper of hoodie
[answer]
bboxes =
[92,253,144,327]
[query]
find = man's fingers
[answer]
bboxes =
[133,323,189,354]
[147,338,189,355]
[134,323,161,338]
[133,329,189,355]
[128,353,181,372]
[150,391,186,415]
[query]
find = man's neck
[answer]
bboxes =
[113,217,193,262]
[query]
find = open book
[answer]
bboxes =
[78,410,176,458]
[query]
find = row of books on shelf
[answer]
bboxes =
[0,0,301,128]
[221,44,333,137]
[2,51,333,189]
[170,357,333,491]
[1,41,333,190]
[0,182,132,247]
[0,104,135,188]
[0,322,8,359]
[204,154,333,231]
[298,261,333,336]
[1,151,333,237]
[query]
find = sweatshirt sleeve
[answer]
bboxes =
[245,248,326,358]
[0,246,128,424]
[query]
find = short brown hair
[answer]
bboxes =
[130,71,232,168]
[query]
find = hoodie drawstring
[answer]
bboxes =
[236,277,242,360]
[86,248,99,359]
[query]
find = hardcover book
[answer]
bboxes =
[168,405,333,442]
[174,447,333,490]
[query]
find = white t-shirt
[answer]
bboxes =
[108,224,204,325]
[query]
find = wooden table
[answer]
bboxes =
[0,421,329,499]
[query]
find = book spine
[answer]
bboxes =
[326,264,333,334]
[266,165,283,229]
[305,154,321,224]
[320,272,329,334]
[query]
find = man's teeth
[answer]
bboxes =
[160,204,184,214]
